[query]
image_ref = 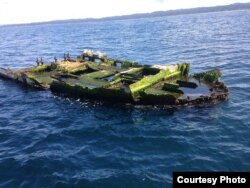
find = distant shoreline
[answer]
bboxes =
[1,2,250,27]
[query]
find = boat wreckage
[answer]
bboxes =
[0,50,229,106]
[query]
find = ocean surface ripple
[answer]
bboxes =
[0,10,250,188]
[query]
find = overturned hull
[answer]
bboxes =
[0,50,229,106]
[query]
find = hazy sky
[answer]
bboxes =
[0,0,249,25]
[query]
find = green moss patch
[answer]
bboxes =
[194,69,222,83]
[129,69,181,100]
[31,65,51,73]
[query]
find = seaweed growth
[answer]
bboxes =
[194,69,222,83]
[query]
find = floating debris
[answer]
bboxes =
[0,50,229,106]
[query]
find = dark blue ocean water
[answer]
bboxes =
[0,10,250,188]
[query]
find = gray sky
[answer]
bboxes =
[0,0,249,25]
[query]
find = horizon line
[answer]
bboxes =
[1,2,249,27]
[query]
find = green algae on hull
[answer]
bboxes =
[0,50,229,106]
